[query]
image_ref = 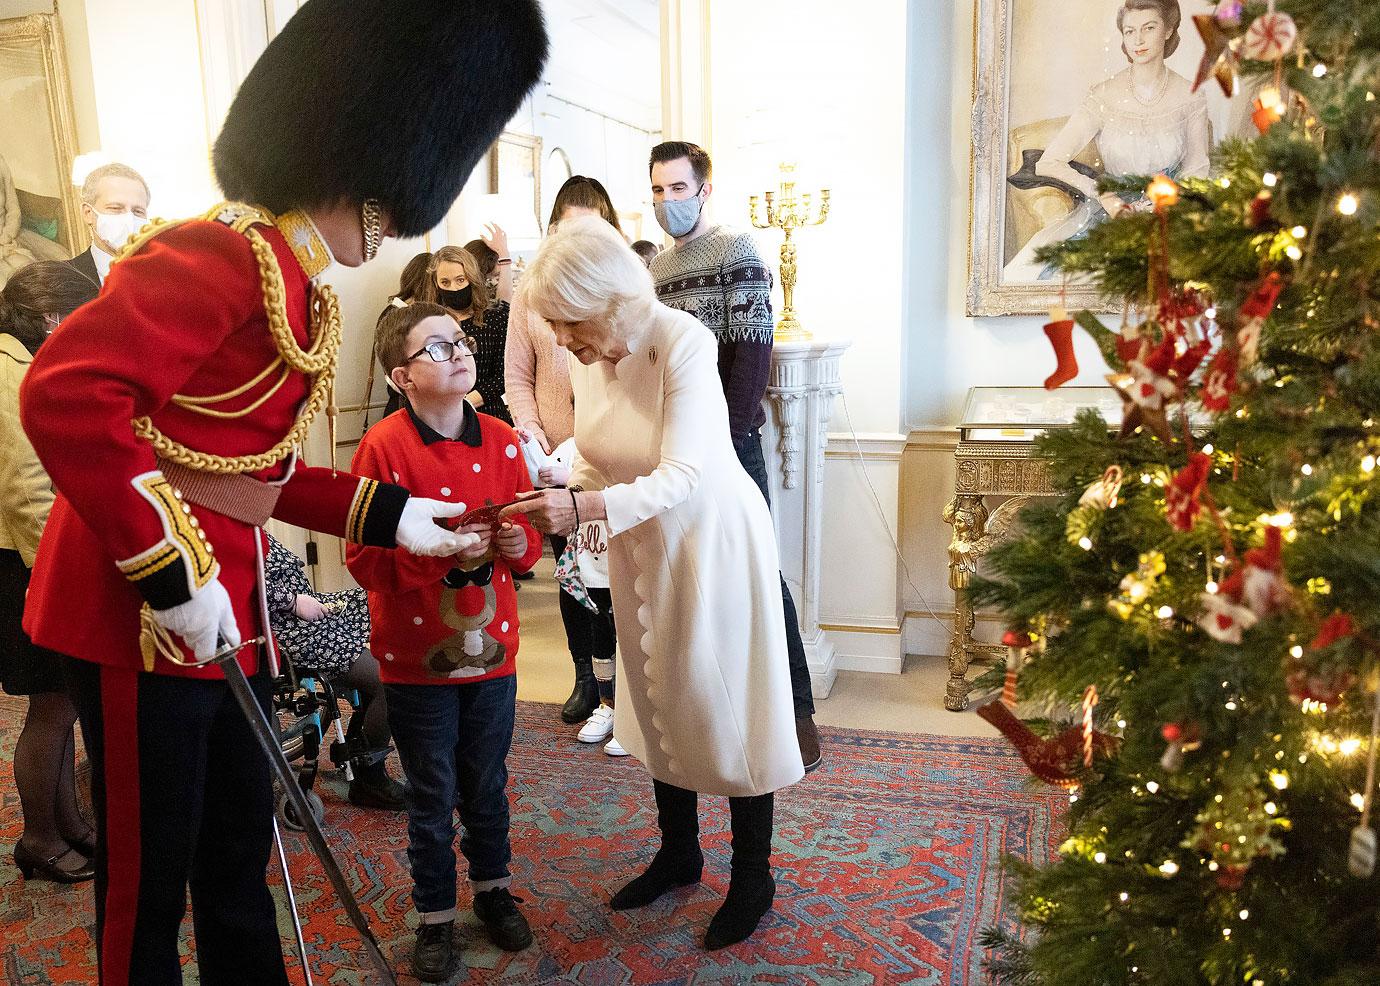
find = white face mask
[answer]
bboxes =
[94,210,144,252]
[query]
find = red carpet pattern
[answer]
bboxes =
[0,696,1063,984]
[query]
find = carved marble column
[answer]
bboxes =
[761,339,850,697]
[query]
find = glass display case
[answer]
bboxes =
[958,385,1124,441]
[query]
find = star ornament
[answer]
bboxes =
[1192,13,1239,96]
[1108,371,1175,442]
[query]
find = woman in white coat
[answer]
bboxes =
[502,215,803,950]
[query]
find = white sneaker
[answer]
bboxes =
[577,704,614,743]
[604,737,628,756]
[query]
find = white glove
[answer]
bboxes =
[396,497,481,556]
[151,577,240,660]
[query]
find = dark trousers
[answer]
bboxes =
[384,674,517,918]
[550,534,617,664]
[733,428,816,718]
[550,533,617,701]
[64,657,287,986]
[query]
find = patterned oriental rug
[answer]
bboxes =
[0,696,1063,985]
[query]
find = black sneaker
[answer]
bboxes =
[472,887,533,951]
[412,920,456,982]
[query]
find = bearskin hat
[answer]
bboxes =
[213,0,548,238]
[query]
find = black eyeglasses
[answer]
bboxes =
[406,337,475,363]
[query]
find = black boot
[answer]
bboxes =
[348,756,407,811]
[561,656,600,724]
[704,792,776,950]
[611,780,703,910]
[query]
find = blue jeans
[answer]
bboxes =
[384,674,517,921]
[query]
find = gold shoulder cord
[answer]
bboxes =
[124,202,342,476]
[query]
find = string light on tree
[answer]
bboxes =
[977,2,1380,976]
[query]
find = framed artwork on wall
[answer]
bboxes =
[488,130,543,233]
[0,12,82,286]
[967,0,1255,316]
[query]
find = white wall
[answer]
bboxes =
[705,0,910,672]
[900,0,1111,659]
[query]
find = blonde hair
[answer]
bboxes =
[518,214,652,337]
[418,244,493,326]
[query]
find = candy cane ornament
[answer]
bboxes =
[1082,685,1099,768]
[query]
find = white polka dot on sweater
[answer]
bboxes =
[456,503,466,513]
[505,444,518,459]
[413,616,423,625]
[472,463,482,473]
[500,621,510,633]
[392,472,399,482]
[384,653,395,662]
[441,487,451,496]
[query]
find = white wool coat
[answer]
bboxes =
[568,301,803,798]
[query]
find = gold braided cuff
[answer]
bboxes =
[118,471,219,608]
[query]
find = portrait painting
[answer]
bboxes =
[968,0,1257,315]
[0,13,82,288]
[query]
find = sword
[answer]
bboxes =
[272,815,313,986]
[211,638,398,985]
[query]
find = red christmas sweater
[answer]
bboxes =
[347,405,541,685]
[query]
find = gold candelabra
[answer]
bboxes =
[749,163,830,342]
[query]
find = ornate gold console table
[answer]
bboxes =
[942,386,1125,711]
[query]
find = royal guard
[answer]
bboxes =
[18,2,547,983]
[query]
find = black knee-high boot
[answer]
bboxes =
[610,780,703,910]
[705,792,776,950]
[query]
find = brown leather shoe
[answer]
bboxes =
[796,715,822,773]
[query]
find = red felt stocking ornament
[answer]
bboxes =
[1043,306,1078,390]
[1236,272,1284,365]
[1166,452,1213,531]
[1201,345,1238,412]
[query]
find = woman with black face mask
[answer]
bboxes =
[419,244,512,425]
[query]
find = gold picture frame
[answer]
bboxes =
[966,0,1250,317]
[488,130,543,231]
[0,12,83,272]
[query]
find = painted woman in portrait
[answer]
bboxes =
[1004,0,1209,281]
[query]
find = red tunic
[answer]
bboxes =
[346,408,542,685]
[20,210,408,678]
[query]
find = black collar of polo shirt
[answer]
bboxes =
[407,400,482,447]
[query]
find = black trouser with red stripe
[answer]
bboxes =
[64,657,289,986]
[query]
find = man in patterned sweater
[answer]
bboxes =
[647,140,821,772]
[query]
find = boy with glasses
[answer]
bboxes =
[348,302,543,981]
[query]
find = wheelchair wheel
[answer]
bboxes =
[277,788,325,832]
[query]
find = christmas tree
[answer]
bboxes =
[975,3,1380,983]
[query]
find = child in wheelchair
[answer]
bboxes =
[265,532,406,811]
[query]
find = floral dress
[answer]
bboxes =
[265,533,370,679]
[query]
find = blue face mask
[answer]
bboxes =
[653,187,704,237]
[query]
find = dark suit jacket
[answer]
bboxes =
[67,247,100,287]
